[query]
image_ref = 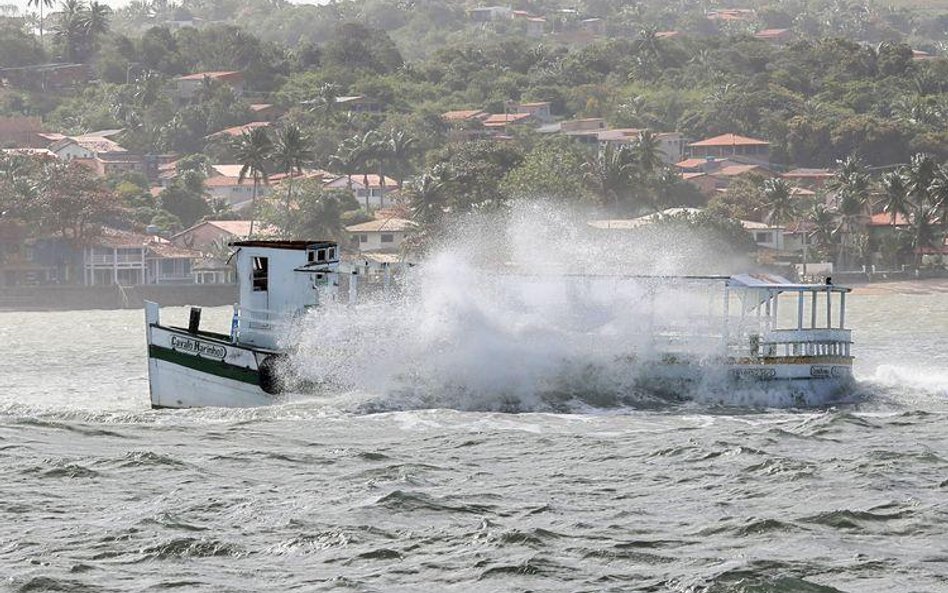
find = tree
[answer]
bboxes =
[27,0,54,44]
[760,177,797,226]
[384,128,418,190]
[878,170,912,225]
[502,137,592,202]
[629,130,664,177]
[826,156,872,269]
[158,170,209,228]
[233,127,273,236]
[38,161,121,243]
[584,144,636,212]
[274,124,313,211]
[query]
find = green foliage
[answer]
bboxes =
[502,137,592,202]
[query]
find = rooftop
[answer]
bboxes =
[346,217,415,233]
[689,133,770,148]
[176,71,243,82]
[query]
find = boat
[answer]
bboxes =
[626,273,854,403]
[144,240,854,409]
[145,240,343,409]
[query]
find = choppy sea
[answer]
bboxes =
[1,287,947,592]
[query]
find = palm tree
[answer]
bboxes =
[902,153,938,208]
[81,0,110,42]
[878,170,912,225]
[328,137,361,194]
[761,177,797,226]
[308,82,340,123]
[584,144,636,212]
[233,127,273,236]
[826,156,871,270]
[630,130,664,177]
[352,130,383,211]
[807,202,837,257]
[385,129,418,190]
[27,0,54,44]
[53,0,84,62]
[274,125,313,211]
[408,169,448,226]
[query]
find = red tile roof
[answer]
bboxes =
[868,212,910,227]
[176,71,243,82]
[689,133,770,147]
[481,113,534,127]
[206,121,270,139]
[442,109,487,122]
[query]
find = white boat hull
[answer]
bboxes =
[145,302,279,409]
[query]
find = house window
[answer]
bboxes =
[380,234,394,243]
[160,259,175,274]
[359,234,368,243]
[252,256,268,291]
[754,231,771,244]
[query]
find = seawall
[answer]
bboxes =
[0,284,238,312]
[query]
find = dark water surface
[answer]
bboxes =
[1,293,947,592]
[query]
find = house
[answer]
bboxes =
[469,6,512,22]
[781,168,833,189]
[706,164,776,192]
[480,112,536,130]
[688,133,771,162]
[174,71,244,104]
[172,219,273,252]
[707,8,756,22]
[335,95,383,114]
[204,164,271,210]
[588,207,784,250]
[513,101,553,123]
[324,174,399,210]
[346,217,415,253]
[442,109,488,123]
[49,135,128,161]
[682,172,717,194]
[526,17,546,38]
[581,17,605,35]
[597,129,686,164]
[205,121,270,141]
[249,103,282,122]
[755,29,793,44]
[81,228,202,286]
[675,156,745,173]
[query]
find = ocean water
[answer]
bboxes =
[1,287,948,592]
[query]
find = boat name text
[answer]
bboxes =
[170,336,227,359]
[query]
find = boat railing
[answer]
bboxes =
[757,328,852,358]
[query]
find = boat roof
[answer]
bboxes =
[230,240,337,250]
[727,273,851,292]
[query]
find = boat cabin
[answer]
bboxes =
[724,273,852,360]
[231,240,339,348]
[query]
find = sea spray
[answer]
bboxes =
[281,201,782,411]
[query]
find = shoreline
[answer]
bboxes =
[850,277,948,295]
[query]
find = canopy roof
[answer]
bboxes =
[727,273,851,293]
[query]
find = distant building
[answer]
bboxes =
[335,95,384,114]
[781,168,833,189]
[174,71,244,104]
[324,174,399,211]
[81,228,202,286]
[754,29,793,44]
[172,220,274,252]
[513,101,553,123]
[469,6,512,22]
[205,121,270,141]
[346,217,415,253]
[597,129,685,164]
[688,133,770,162]
[526,17,546,38]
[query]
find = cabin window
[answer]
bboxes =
[317,249,327,262]
[252,256,268,292]
[381,234,394,243]
[328,247,335,260]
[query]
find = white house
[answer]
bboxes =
[324,174,399,210]
[204,164,271,210]
[49,135,128,162]
[597,129,685,164]
[345,217,415,253]
[82,228,202,286]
